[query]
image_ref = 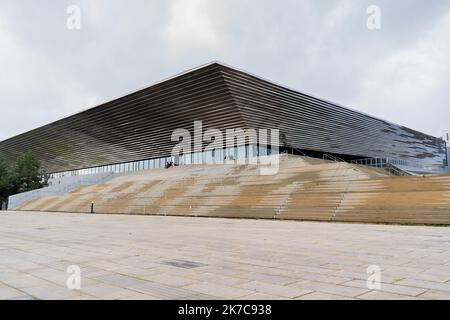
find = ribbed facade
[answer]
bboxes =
[0,62,445,173]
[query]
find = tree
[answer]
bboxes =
[13,152,48,194]
[0,152,47,208]
[0,156,13,204]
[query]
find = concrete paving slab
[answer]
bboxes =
[1,211,450,300]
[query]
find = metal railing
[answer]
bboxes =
[291,147,309,158]
[351,156,445,174]
[351,157,388,168]
[385,164,410,176]
[323,153,346,163]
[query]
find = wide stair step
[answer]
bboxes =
[15,155,450,225]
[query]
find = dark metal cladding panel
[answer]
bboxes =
[0,62,445,173]
[0,64,246,172]
[219,65,445,166]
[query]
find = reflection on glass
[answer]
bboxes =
[49,144,273,179]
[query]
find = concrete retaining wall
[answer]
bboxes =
[7,172,114,210]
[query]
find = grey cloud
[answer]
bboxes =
[0,0,449,141]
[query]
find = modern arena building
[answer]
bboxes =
[0,61,448,178]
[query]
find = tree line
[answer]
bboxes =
[0,152,48,208]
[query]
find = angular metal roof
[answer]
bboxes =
[0,62,445,173]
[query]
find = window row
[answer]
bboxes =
[50,145,273,179]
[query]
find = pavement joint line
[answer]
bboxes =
[2,211,450,299]
[0,280,38,300]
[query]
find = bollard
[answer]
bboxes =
[90,201,94,214]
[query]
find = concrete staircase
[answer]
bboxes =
[15,155,450,225]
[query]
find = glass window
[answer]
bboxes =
[259,144,267,157]
[227,147,234,159]
[238,145,246,159]
[205,150,212,164]
[185,153,191,165]
[214,149,220,163]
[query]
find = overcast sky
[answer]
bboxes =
[0,0,449,141]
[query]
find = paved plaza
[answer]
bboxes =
[0,211,450,300]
